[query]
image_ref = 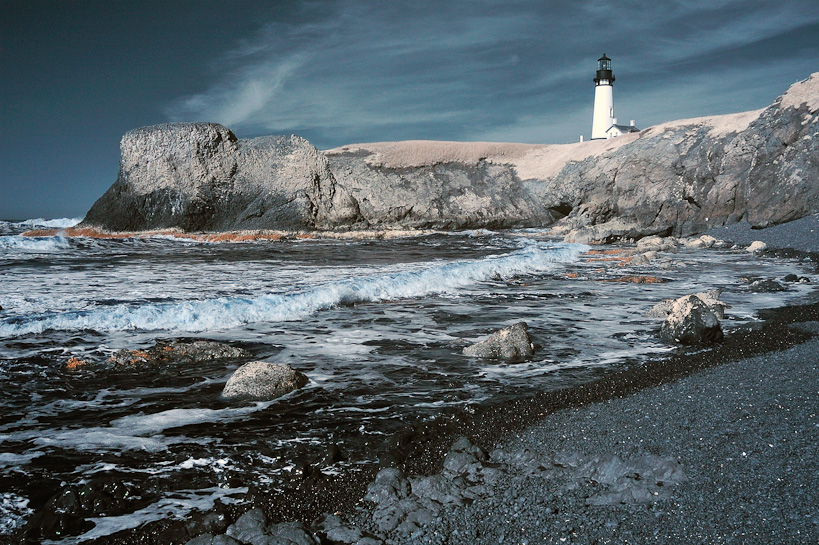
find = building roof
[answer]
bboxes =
[606,123,640,134]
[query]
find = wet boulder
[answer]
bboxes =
[463,322,535,362]
[783,273,811,283]
[659,295,723,344]
[221,361,308,400]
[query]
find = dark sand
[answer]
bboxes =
[707,213,819,253]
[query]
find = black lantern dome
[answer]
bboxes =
[594,54,615,85]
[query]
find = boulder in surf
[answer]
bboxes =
[463,322,535,362]
[221,361,308,400]
[659,295,723,345]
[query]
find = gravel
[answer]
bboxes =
[378,323,819,545]
[707,213,819,253]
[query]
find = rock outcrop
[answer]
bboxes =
[221,361,308,400]
[82,74,819,238]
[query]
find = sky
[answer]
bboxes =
[1,0,817,220]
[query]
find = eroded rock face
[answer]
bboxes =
[659,295,724,345]
[221,361,308,400]
[81,123,361,232]
[463,322,535,362]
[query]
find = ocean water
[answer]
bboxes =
[0,218,815,542]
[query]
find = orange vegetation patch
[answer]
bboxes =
[22,227,287,243]
[602,276,668,284]
[585,256,633,263]
[200,233,284,242]
[66,357,89,370]
[296,233,315,239]
[586,249,630,256]
[110,349,154,365]
[565,272,579,278]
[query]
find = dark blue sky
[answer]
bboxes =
[1,1,817,219]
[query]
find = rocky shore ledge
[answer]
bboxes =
[68,73,818,242]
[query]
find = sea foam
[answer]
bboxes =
[0,242,588,336]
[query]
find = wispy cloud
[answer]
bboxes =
[166,0,819,146]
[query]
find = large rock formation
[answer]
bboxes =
[81,74,819,238]
[81,124,361,231]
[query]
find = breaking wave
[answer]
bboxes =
[0,242,588,336]
[10,217,83,229]
[0,234,70,251]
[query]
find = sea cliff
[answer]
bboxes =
[80,73,819,241]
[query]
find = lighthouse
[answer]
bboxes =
[591,54,615,139]
[590,54,639,140]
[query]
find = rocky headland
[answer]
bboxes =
[72,73,818,242]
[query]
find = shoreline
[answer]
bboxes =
[9,221,817,544]
[86,297,819,544]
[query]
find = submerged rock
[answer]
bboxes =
[109,339,249,366]
[659,295,724,344]
[783,274,811,283]
[749,279,786,293]
[463,322,535,362]
[221,361,308,400]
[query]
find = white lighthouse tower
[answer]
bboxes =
[591,54,615,140]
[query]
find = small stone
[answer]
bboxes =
[747,240,768,254]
